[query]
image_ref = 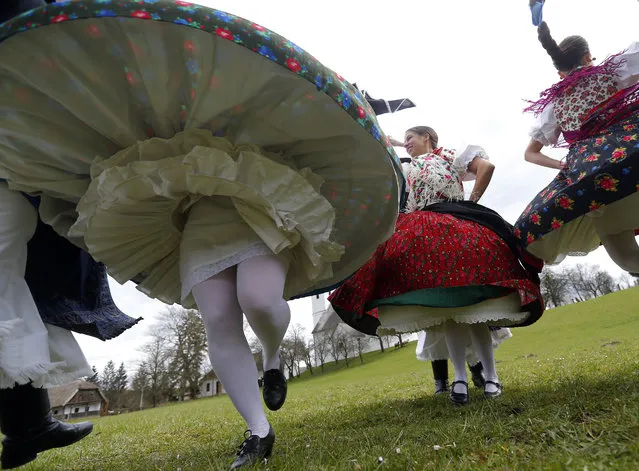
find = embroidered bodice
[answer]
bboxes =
[402,145,488,213]
[554,73,618,132]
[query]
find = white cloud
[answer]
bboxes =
[75,0,637,372]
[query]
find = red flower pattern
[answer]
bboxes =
[215,27,233,40]
[286,58,301,73]
[130,10,151,19]
[51,14,69,23]
[328,211,543,327]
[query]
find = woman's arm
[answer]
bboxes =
[467,158,495,202]
[388,136,404,147]
[524,139,566,170]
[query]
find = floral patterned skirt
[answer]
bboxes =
[328,211,543,336]
[514,114,639,263]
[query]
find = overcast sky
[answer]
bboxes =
[74,0,639,374]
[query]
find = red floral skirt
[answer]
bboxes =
[328,211,544,335]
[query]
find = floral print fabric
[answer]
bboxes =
[0,0,399,166]
[515,114,639,249]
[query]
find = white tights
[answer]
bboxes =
[191,254,290,438]
[599,230,639,273]
[444,321,499,394]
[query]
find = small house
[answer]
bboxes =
[48,380,108,420]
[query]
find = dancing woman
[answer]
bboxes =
[392,129,512,395]
[0,2,404,467]
[329,125,544,405]
[515,17,639,273]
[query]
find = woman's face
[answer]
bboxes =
[404,131,431,158]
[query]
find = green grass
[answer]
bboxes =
[22,287,639,470]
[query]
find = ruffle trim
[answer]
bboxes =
[376,311,528,336]
[0,320,90,389]
[69,129,345,305]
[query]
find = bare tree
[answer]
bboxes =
[593,269,615,296]
[139,325,171,407]
[279,338,297,379]
[328,329,342,364]
[377,336,385,353]
[616,273,636,291]
[540,267,569,308]
[563,264,617,301]
[287,323,308,376]
[131,363,150,410]
[563,265,591,302]
[301,338,315,375]
[334,329,351,367]
[161,307,208,401]
[313,334,330,372]
[355,338,365,364]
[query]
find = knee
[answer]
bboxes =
[238,290,288,320]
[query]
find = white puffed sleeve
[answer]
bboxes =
[453,145,489,182]
[529,103,561,146]
[616,41,639,89]
[401,161,411,178]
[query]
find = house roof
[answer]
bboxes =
[312,307,341,334]
[312,306,368,338]
[201,370,218,382]
[48,380,106,408]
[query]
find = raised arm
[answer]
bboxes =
[467,157,495,202]
[388,136,405,147]
[524,139,566,170]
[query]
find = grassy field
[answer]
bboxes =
[21,287,639,470]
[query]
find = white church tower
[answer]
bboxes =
[311,292,328,331]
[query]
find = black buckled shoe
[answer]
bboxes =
[0,384,94,470]
[230,426,275,469]
[262,369,287,411]
[434,379,449,395]
[483,381,503,399]
[449,381,469,406]
[469,362,486,388]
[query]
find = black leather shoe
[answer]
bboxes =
[0,384,93,470]
[230,427,275,469]
[262,369,287,411]
[449,381,469,406]
[469,362,486,388]
[434,379,449,395]
[1,416,93,469]
[484,381,503,399]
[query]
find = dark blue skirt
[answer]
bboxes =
[23,194,142,341]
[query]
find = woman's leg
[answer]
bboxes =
[236,254,291,411]
[598,230,639,273]
[443,322,470,404]
[468,323,501,396]
[192,268,271,438]
[431,360,449,394]
[236,255,291,373]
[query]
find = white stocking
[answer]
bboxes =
[598,230,639,273]
[192,267,270,438]
[443,322,469,394]
[468,323,500,393]
[237,254,291,372]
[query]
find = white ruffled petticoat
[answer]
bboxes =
[0,183,90,388]
[69,130,345,306]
